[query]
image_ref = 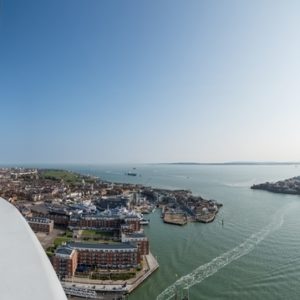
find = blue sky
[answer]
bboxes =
[1,0,300,164]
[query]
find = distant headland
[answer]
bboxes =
[158,162,300,166]
[251,176,300,195]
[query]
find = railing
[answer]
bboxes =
[63,286,98,298]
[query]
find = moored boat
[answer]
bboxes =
[140,218,150,225]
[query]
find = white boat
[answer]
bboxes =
[140,219,150,225]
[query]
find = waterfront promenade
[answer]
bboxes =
[62,252,159,296]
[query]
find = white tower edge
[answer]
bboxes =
[0,197,67,300]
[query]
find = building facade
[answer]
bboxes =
[69,215,122,231]
[121,233,149,255]
[52,247,78,278]
[52,242,139,278]
[26,217,54,234]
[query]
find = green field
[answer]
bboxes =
[53,236,72,247]
[46,235,73,258]
[80,229,116,242]
[81,229,114,237]
[40,169,82,184]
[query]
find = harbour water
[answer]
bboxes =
[65,164,300,300]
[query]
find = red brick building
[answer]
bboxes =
[52,242,139,278]
[52,247,78,278]
[26,217,54,234]
[69,215,122,230]
[124,216,141,232]
[121,232,149,255]
[68,214,140,234]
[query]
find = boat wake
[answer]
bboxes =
[156,205,291,300]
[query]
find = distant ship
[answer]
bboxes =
[127,172,137,176]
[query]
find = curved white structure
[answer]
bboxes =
[0,198,67,300]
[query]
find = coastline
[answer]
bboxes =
[0,167,222,299]
[251,176,300,196]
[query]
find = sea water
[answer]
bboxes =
[66,164,300,300]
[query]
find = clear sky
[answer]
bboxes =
[1,0,300,164]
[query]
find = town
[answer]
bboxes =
[0,167,222,299]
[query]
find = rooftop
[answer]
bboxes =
[55,246,74,256]
[67,241,137,251]
[27,217,53,224]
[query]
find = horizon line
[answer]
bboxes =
[1,161,300,167]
